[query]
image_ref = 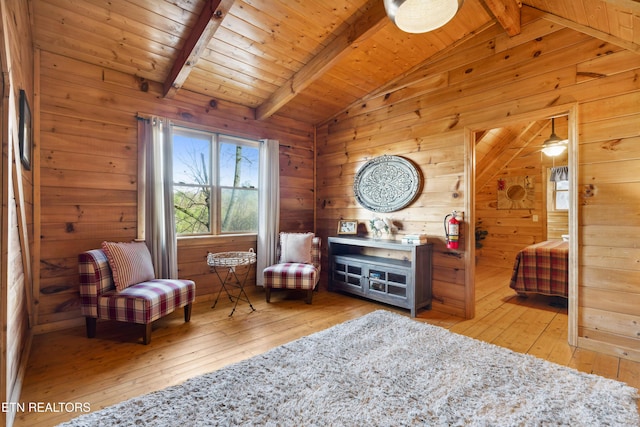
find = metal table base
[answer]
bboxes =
[211,265,255,316]
[207,250,256,317]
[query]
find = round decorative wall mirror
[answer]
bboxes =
[506,184,526,201]
[353,155,422,212]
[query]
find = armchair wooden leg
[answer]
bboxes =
[85,317,96,338]
[306,289,313,304]
[184,303,192,322]
[265,287,271,303]
[143,323,152,345]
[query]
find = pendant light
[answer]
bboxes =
[541,118,568,157]
[384,0,464,34]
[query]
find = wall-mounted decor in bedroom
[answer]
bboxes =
[19,89,32,170]
[497,176,535,209]
[353,155,422,212]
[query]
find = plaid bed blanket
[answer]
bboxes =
[509,240,569,298]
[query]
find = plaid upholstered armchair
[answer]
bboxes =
[263,233,321,304]
[78,241,195,344]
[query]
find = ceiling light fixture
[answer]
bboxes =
[541,117,568,157]
[384,0,464,34]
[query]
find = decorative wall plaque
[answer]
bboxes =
[353,155,422,212]
[497,176,535,209]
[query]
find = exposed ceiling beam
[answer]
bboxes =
[541,12,640,55]
[255,0,387,121]
[163,0,235,98]
[483,0,522,36]
[600,0,640,15]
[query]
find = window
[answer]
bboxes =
[172,127,259,235]
[553,180,569,211]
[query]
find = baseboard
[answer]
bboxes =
[31,317,85,335]
[577,336,640,363]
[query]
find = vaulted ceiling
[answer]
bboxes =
[32,0,640,126]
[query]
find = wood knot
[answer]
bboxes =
[582,184,595,198]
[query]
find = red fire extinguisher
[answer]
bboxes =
[444,211,460,250]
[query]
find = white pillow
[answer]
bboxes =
[101,241,156,291]
[279,232,314,264]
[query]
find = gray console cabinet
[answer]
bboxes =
[328,236,433,317]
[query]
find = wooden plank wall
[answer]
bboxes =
[1,0,35,425]
[36,51,315,330]
[316,9,640,359]
[578,86,640,359]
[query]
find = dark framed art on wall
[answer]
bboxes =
[19,89,31,170]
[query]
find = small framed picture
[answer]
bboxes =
[18,89,31,170]
[337,219,358,235]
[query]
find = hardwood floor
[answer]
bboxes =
[16,266,640,426]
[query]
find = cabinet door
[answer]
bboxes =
[366,265,409,301]
[332,257,364,292]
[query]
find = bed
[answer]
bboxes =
[509,240,569,298]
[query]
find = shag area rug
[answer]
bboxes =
[60,310,638,426]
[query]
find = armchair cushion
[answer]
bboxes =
[98,279,195,324]
[263,263,318,290]
[279,232,314,263]
[101,241,155,291]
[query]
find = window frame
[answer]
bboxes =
[172,126,260,237]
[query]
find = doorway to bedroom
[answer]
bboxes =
[468,106,577,348]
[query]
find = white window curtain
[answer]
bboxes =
[137,115,178,279]
[256,139,280,286]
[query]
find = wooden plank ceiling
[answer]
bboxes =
[32,0,640,126]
